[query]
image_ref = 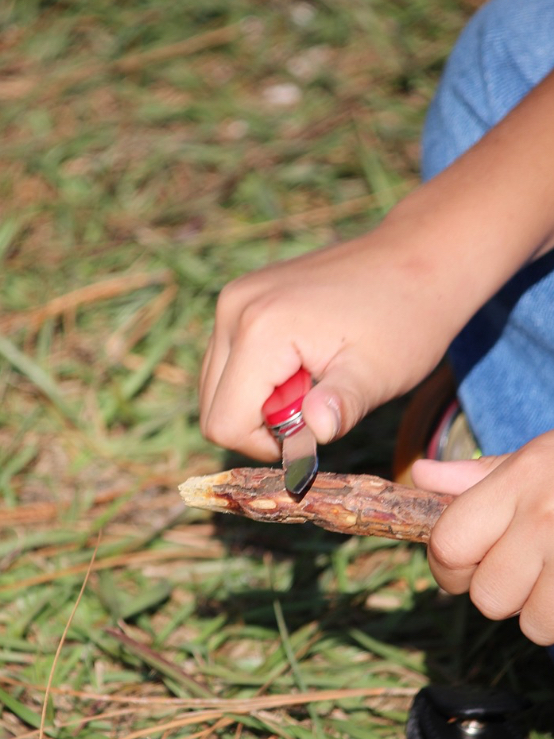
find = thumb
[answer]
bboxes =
[411,454,510,495]
[302,362,372,444]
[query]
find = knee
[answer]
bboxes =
[421,0,554,180]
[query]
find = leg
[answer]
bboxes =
[422,0,554,455]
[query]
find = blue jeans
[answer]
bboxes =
[422,0,554,457]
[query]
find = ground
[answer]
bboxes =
[0,1,553,737]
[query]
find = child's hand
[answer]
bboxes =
[199,221,459,461]
[412,431,554,645]
[200,69,554,462]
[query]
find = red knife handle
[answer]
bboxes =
[262,368,311,439]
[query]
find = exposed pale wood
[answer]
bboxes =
[179,468,454,544]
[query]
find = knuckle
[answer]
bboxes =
[214,275,265,328]
[215,273,272,319]
[234,296,283,346]
[429,528,463,571]
[536,506,554,532]
[201,411,232,447]
[236,299,267,333]
[469,580,506,621]
[516,433,554,474]
[215,279,280,341]
[215,279,244,321]
[519,610,551,646]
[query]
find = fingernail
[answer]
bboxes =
[325,397,341,441]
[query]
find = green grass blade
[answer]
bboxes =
[0,333,78,424]
[0,685,50,734]
[274,599,325,739]
[105,627,214,699]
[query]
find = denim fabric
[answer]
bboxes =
[421,0,554,456]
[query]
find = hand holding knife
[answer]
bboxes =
[262,368,318,497]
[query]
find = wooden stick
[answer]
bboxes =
[179,468,454,544]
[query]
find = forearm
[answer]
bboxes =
[382,67,554,337]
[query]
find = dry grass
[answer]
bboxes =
[0,1,552,737]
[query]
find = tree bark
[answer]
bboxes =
[179,468,454,544]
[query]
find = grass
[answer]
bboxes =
[0,0,553,737]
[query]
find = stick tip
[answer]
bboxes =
[179,472,234,512]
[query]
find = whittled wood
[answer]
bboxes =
[179,468,454,544]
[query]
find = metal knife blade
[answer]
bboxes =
[262,368,318,497]
[282,422,318,496]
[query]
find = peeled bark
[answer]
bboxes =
[179,468,454,544]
